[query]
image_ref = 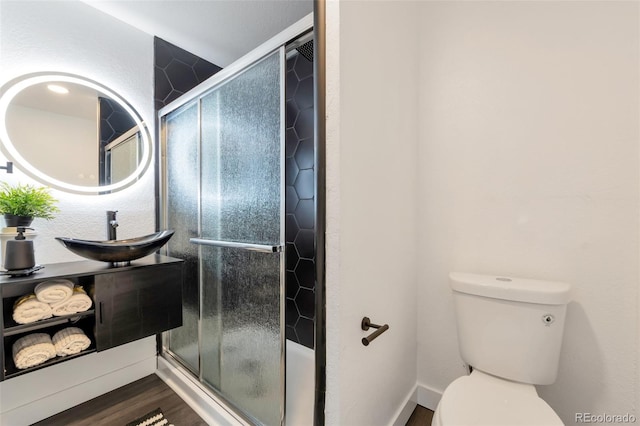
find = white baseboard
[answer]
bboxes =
[391,385,418,426]
[156,356,248,426]
[388,382,445,426]
[416,383,443,411]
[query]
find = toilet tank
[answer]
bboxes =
[450,272,571,385]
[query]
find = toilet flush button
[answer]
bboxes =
[542,314,554,325]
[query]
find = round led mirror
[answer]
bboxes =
[0,73,151,194]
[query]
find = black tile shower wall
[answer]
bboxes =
[153,38,315,349]
[154,37,222,110]
[285,51,315,349]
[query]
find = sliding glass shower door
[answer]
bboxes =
[162,49,285,426]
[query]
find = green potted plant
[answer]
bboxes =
[0,182,59,227]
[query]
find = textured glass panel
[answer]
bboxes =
[201,245,222,387]
[162,48,284,425]
[201,246,283,426]
[164,103,200,373]
[200,52,282,245]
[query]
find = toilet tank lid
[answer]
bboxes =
[450,272,571,305]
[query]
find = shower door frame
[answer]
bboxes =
[158,15,314,426]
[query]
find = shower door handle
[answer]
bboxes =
[189,238,283,253]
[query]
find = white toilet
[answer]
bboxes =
[432,272,571,426]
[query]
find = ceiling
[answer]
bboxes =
[82,0,314,68]
[5,1,313,122]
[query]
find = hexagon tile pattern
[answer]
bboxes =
[154,38,316,349]
[285,51,315,349]
[154,37,222,110]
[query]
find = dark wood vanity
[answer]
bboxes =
[0,254,183,381]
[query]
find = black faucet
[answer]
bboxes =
[107,210,118,240]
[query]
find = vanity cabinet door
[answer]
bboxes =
[94,263,183,351]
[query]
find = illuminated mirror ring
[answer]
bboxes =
[0,72,152,194]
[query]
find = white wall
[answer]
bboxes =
[417,1,639,425]
[327,1,639,424]
[325,1,420,424]
[8,105,98,186]
[0,0,156,261]
[0,1,157,422]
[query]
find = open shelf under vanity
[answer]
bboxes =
[3,316,98,380]
[0,254,184,381]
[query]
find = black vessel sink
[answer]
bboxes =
[55,230,174,265]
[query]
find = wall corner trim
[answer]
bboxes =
[391,385,418,426]
[417,382,443,411]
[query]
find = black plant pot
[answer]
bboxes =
[3,214,34,227]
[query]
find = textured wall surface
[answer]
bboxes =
[0,1,156,422]
[326,1,639,425]
[0,1,156,263]
[325,2,420,424]
[417,2,639,425]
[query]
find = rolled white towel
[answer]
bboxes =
[13,333,56,369]
[52,327,91,356]
[50,286,93,316]
[35,279,74,304]
[12,294,53,324]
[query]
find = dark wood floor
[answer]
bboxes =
[32,373,432,426]
[406,405,434,426]
[32,374,207,426]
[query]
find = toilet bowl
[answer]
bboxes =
[433,272,571,426]
[432,370,563,426]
